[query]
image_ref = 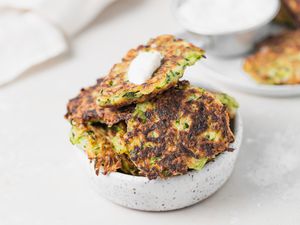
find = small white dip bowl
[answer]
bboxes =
[75,101,243,211]
[171,0,280,56]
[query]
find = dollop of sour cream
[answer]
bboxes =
[177,0,279,35]
[127,51,163,85]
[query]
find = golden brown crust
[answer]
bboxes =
[65,78,134,126]
[244,30,300,84]
[125,81,235,179]
[70,123,122,175]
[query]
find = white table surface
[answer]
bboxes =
[0,1,299,224]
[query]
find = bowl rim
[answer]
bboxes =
[92,111,243,183]
[170,0,281,36]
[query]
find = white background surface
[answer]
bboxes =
[0,0,299,224]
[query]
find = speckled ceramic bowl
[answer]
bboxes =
[76,103,243,212]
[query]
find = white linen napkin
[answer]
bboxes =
[0,0,116,85]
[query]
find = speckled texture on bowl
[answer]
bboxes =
[75,111,242,212]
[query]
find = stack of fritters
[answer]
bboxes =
[244,30,300,84]
[66,35,238,179]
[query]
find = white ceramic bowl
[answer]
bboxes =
[76,102,243,211]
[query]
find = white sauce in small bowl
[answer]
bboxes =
[176,0,280,35]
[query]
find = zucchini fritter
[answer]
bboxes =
[96,35,205,107]
[65,78,133,126]
[125,81,235,179]
[70,123,122,174]
[70,122,139,175]
[244,30,300,84]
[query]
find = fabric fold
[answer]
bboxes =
[0,0,115,86]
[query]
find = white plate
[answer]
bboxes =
[199,55,300,97]
[177,30,300,97]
